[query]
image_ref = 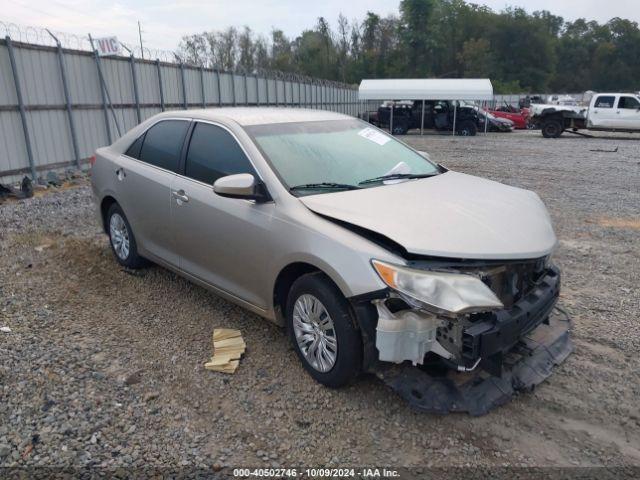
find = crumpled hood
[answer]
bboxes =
[299,171,557,260]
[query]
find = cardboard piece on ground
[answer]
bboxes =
[204,328,245,374]
[213,337,246,349]
[204,354,234,367]
[213,328,242,342]
[205,360,239,373]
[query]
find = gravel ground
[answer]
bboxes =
[1,129,639,473]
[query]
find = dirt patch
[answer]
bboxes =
[590,217,640,230]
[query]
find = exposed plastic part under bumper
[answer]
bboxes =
[373,307,572,416]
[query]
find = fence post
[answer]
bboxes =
[50,34,81,168]
[244,72,248,105]
[129,54,142,124]
[298,79,302,108]
[333,85,336,112]
[266,76,270,105]
[231,70,237,106]
[215,68,222,106]
[6,36,37,181]
[200,66,206,108]
[255,74,260,106]
[179,63,187,109]
[155,59,165,112]
[89,36,113,143]
[289,78,294,107]
[275,75,279,107]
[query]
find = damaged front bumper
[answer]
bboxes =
[352,265,572,415]
[375,307,572,415]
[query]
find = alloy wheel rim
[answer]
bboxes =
[292,294,337,373]
[109,213,130,260]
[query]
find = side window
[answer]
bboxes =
[125,134,144,159]
[594,96,615,108]
[618,96,640,109]
[185,123,256,184]
[138,120,190,172]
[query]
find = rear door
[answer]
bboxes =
[118,119,190,267]
[589,95,617,128]
[613,95,640,130]
[170,121,275,308]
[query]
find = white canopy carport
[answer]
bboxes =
[358,78,494,135]
[359,78,493,101]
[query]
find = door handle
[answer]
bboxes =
[172,190,189,203]
[115,167,126,180]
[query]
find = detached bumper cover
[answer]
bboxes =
[375,307,572,416]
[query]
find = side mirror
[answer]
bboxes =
[213,173,271,203]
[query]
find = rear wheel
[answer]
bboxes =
[391,122,409,135]
[456,120,477,136]
[542,119,563,138]
[286,273,362,388]
[106,203,146,269]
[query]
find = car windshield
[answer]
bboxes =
[245,119,439,195]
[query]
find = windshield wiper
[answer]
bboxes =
[290,182,361,192]
[358,173,438,186]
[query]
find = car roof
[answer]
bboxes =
[150,107,354,126]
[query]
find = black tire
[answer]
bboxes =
[286,273,362,388]
[456,120,477,136]
[106,203,146,269]
[391,124,408,135]
[541,119,563,138]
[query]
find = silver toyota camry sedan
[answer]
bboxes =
[91,108,570,412]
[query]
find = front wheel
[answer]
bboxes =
[286,273,362,388]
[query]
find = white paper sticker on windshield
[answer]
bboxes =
[358,127,391,146]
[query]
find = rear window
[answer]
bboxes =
[138,120,189,172]
[594,96,615,108]
[125,134,144,159]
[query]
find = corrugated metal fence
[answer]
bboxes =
[0,37,360,183]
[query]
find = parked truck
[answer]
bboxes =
[530,93,640,138]
[364,100,479,136]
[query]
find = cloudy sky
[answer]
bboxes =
[2,0,639,52]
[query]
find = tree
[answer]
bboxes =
[457,38,493,78]
[399,0,437,76]
[238,27,255,72]
[176,2,640,92]
[270,29,292,72]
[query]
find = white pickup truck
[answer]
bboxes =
[530,93,640,138]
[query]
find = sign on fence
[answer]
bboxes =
[94,36,121,56]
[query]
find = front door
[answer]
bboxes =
[613,95,640,130]
[589,95,618,128]
[171,121,274,309]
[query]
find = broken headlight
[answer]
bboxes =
[371,259,504,317]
